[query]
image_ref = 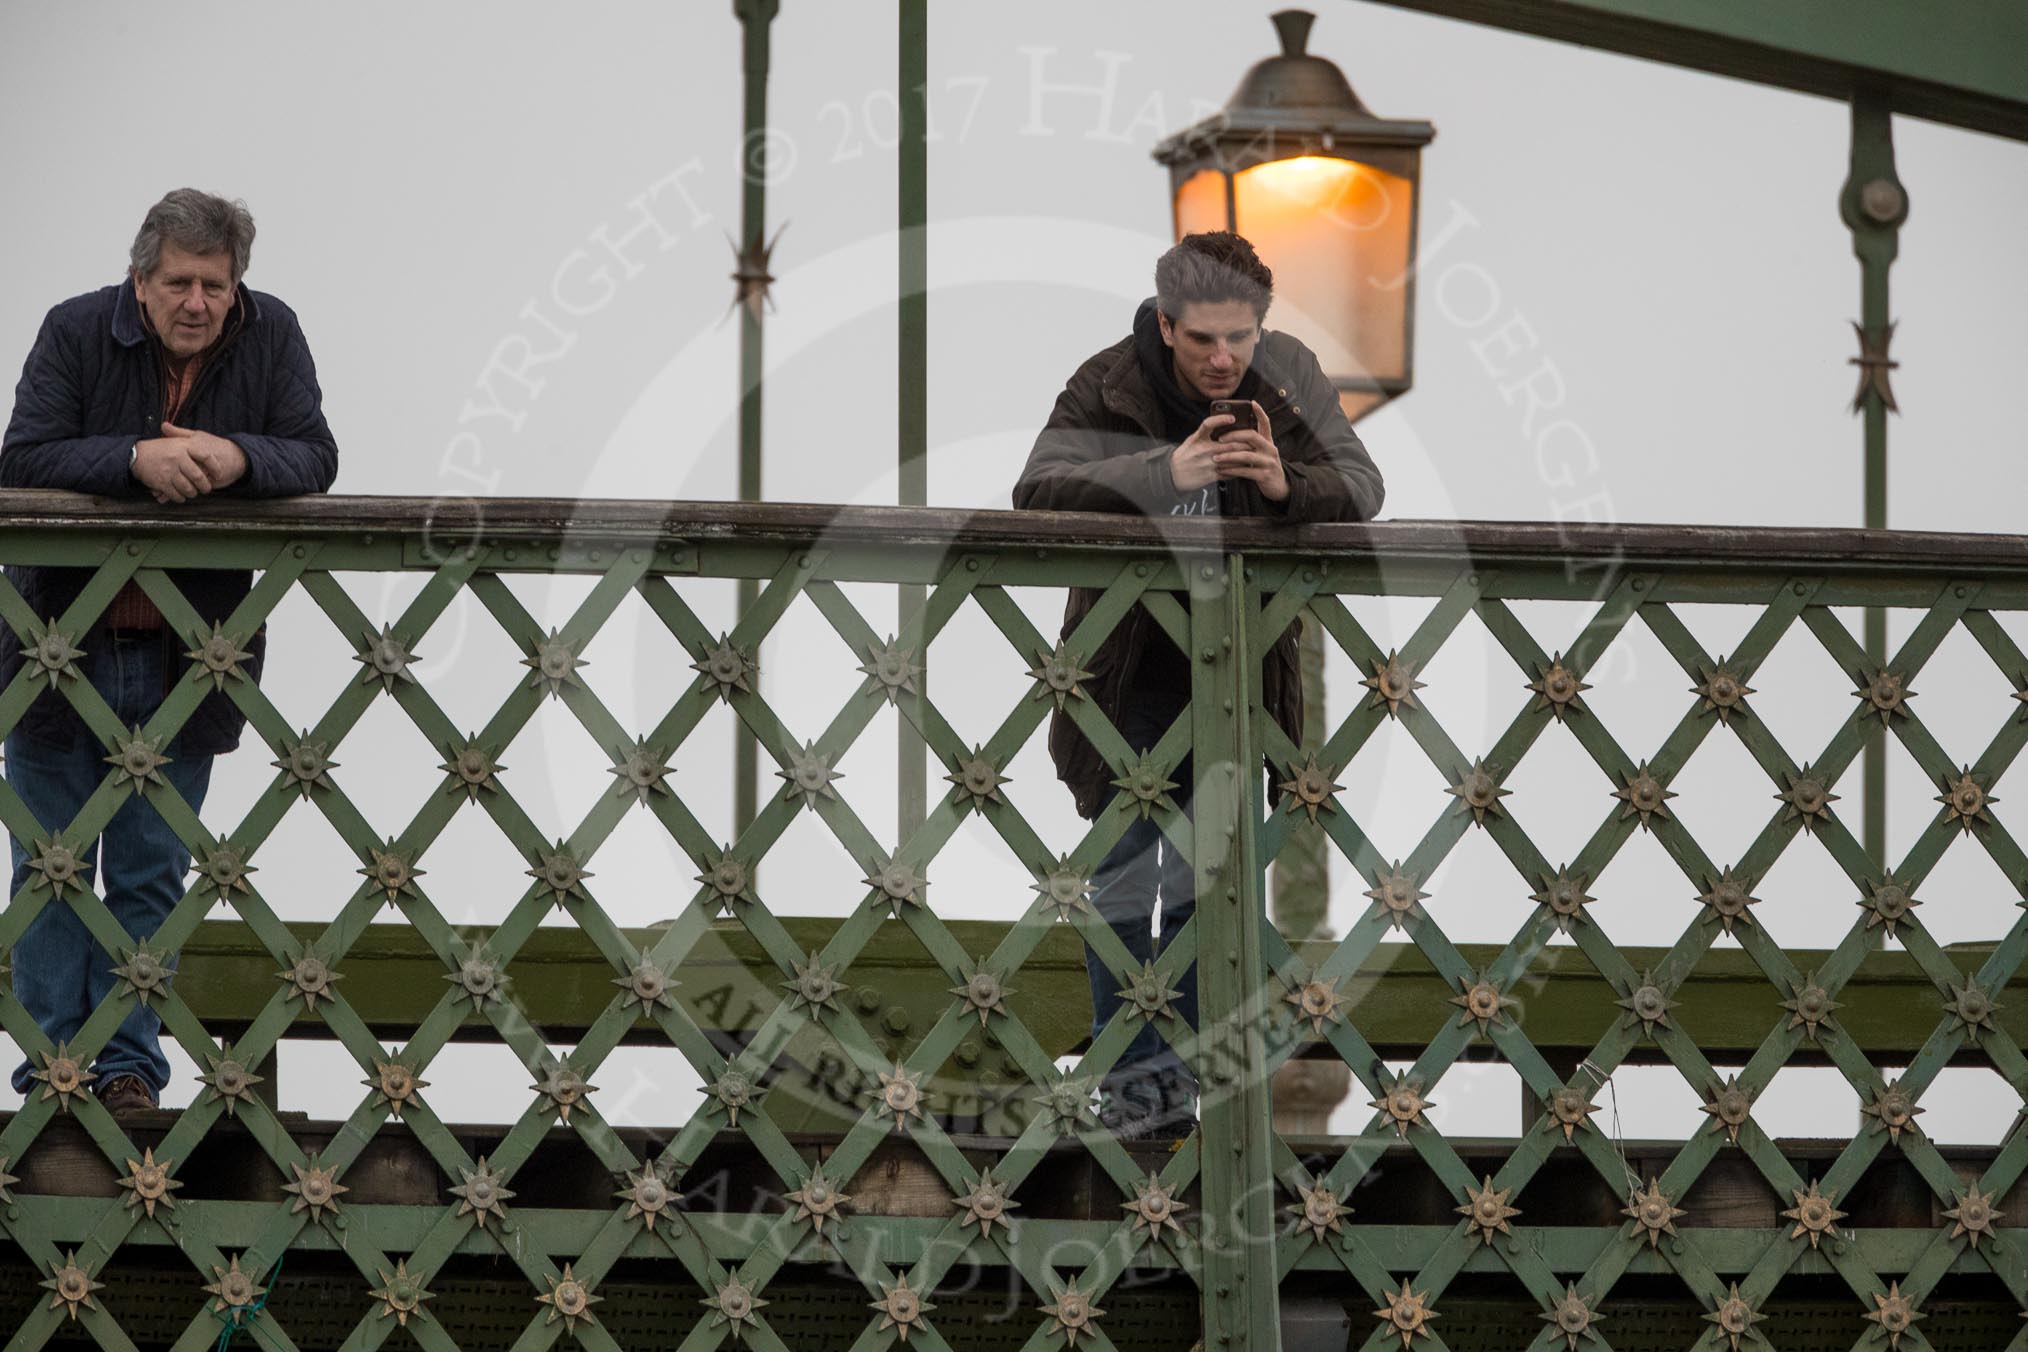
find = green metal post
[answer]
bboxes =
[1841,91,1905,869]
[1270,618,1329,942]
[1191,553,1283,1350]
[898,0,929,839]
[733,0,780,839]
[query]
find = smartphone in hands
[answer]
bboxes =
[1208,399,1256,441]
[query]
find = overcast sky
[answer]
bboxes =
[2,3,2024,1140]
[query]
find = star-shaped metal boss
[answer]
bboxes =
[1702,1283,1765,1351]
[776,740,840,808]
[1032,1076,1097,1134]
[1533,871,1598,936]
[1450,969,1515,1035]
[353,624,418,693]
[279,949,342,1009]
[616,1161,684,1233]
[20,623,84,685]
[1369,1071,1432,1138]
[30,1043,95,1111]
[1774,764,1838,833]
[951,1167,1019,1239]
[1612,761,1676,830]
[786,1164,852,1236]
[870,1273,935,1344]
[1622,1179,1684,1249]
[1373,1279,1438,1348]
[949,962,1012,1026]
[1781,1179,1845,1249]
[1458,1175,1520,1244]
[1853,666,1916,725]
[1849,318,1900,412]
[1616,971,1676,1037]
[1781,971,1840,1041]
[1546,1085,1600,1143]
[729,222,785,320]
[1446,757,1510,827]
[449,1155,515,1229]
[1122,1172,1189,1245]
[1862,1281,1924,1349]
[186,620,253,689]
[444,943,507,1009]
[1362,649,1425,717]
[111,940,174,1006]
[1117,960,1185,1022]
[367,1259,434,1328]
[1696,867,1761,935]
[1030,856,1094,920]
[945,745,1009,807]
[1039,1276,1105,1348]
[201,1254,264,1327]
[25,836,85,897]
[104,725,171,789]
[1284,1172,1352,1244]
[283,1155,349,1223]
[612,951,677,1013]
[1282,968,1348,1037]
[1027,642,1094,710]
[858,636,922,704]
[1111,752,1179,820]
[190,840,256,897]
[272,730,337,797]
[439,738,504,801]
[196,1043,265,1117]
[1859,872,1921,938]
[117,1147,183,1219]
[531,1057,598,1123]
[365,1057,428,1119]
[701,1275,769,1344]
[1276,753,1343,823]
[522,628,586,699]
[691,632,757,702]
[1691,661,1754,725]
[1860,1078,1924,1145]
[1945,972,2002,1039]
[701,1067,762,1127]
[1944,1185,2004,1248]
[1526,653,1592,722]
[0,1155,21,1206]
[863,859,927,914]
[1364,862,1428,930]
[528,840,593,905]
[781,950,848,1016]
[359,838,424,903]
[697,847,757,911]
[1540,1284,1604,1349]
[40,1252,101,1322]
[873,1063,926,1133]
[536,1263,602,1335]
[607,736,673,806]
[1936,765,1997,833]
[1701,1074,1755,1144]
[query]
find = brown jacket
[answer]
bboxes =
[1013,323,1384,816]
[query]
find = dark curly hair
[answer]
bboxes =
[1155,231,1274,322]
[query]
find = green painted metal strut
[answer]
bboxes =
[1842,92,1905,870]
[1192,556,1284,1351]
[733,0,780,839]
[897,0,929,839]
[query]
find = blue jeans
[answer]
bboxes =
[1085,691,1199,1097]
[8,632,212,1097]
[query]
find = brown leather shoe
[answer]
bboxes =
[97,1074,158,1119]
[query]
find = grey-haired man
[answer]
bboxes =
[1,188,338,1118]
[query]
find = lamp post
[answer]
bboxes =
[1153,9,1435,424]
[1156,11,1433,1135]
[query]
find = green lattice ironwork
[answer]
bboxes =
[0,496,2022,1352]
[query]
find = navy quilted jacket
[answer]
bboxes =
[0,279,338,754]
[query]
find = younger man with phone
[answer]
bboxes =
[1013,231,1384,1138]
